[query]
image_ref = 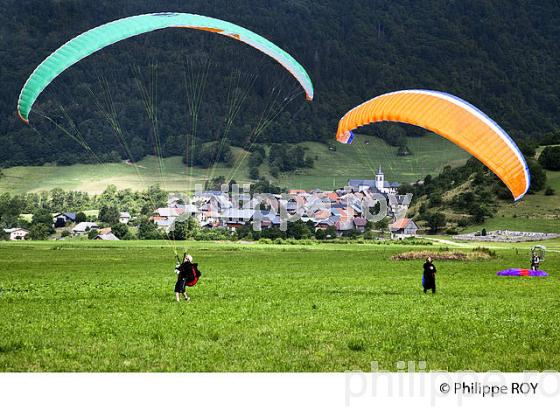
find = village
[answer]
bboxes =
[2,167,420,241]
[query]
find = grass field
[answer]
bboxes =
[0,150,249,195]
[1,240,559,372]
[0,135,469,194]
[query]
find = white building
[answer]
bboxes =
[3,228,29,240]
[218,208,255,231]
[375,165,400,194]
[119,212,131,224]
[348,166,400,195]
[73,222,99,234]
[151,205,202,230]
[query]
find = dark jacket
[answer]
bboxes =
[423,261,436,288]
[423,261,436,276]
[177,261,194,281]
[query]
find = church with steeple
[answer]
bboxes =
[348,165,400,194]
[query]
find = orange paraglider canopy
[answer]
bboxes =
[336,90,530,200]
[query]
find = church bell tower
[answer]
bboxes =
[375,165,384,192]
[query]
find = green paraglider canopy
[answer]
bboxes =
[17,12,314,123]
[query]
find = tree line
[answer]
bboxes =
[0,185,167,229]
[1,0,560,168]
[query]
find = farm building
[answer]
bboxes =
[390,218,419,239]
[3,228,30,240]
[53,212,77,227]
[95,233,119,241]
[73,222,99,234]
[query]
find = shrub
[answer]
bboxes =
[98,206,120,225]
[428,195,443,207]
[249,167,260,179]
[75,212,87,224]
[195,228,231,241]
[32,209,54,226]
[29,224,53,240]
[138,221,161,240]
[123,232,136,240]
[527,160,547,192]
[315,229,326,240]
[538,146,560,171]
[426,212,446,233]
[517,139,537,158]
[325,226,337,239]
[111,223,129,239]
[494,183,512,200]
[87,229,99,240]
[470,205,486,224]
[472,247,497,257]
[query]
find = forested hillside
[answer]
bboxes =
[1,0,559,167]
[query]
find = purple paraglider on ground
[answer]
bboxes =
[497,268,549,277]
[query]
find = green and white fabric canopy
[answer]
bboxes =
[17,12,314,122]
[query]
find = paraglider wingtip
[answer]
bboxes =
[336,131,354,144]
[306,95,313,102]
[17,111,29,124]
[513,186,530,202]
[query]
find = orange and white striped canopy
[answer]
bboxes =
[336,90,530,200]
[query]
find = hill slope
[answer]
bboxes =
[0,135,469,194]
[467,170,560,233]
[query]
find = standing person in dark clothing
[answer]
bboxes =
[422,256,437,294]
[175,254,194,302]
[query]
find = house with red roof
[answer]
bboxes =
[390,218,419,239]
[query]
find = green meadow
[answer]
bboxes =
[1,240,559,372]
[274,136,469,190]
[0,134,469,194]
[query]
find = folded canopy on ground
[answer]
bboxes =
[497,268,548,277]
[17,12,314,123]
[336,90,530,201]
